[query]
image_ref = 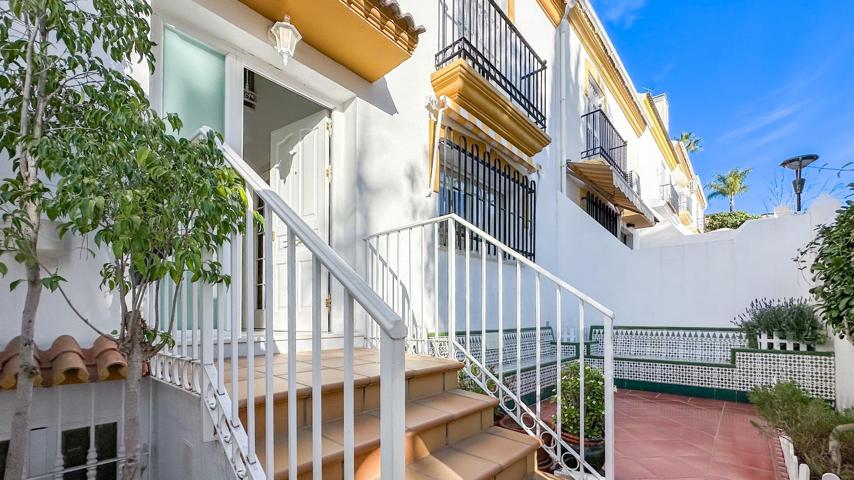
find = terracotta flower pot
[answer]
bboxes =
[544,417,605,472]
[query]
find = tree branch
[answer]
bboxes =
[40,264,117,342]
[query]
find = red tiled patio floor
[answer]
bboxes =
[615,389,776,480]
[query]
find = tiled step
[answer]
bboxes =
[524,472,560,480]
[395,426,541,480]
[253,389,500,479]
[228,349,543,479]
[232,349,462,433]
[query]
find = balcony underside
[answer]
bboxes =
[570,157,655,228]
[431,59,551,162]
[239,0,424,82]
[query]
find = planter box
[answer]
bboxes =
[757,332,820,352]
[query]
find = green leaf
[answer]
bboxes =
[9,279,23,291]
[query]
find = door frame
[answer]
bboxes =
[148,13,340,333]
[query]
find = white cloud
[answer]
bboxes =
[599,0,648,28]
[719,103,803,141]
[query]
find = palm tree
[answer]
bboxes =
[706,167,751,212]
[677,131,703,153]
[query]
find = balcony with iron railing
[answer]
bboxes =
[678,192,694,226]
[570,110,655,228]
[660,183,679,213]
[581,109,628,180]
[436,0,547,130]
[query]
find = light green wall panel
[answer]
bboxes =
[162,27,225,137]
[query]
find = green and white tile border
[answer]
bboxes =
[587,326,836,402]
[430,325,836,403]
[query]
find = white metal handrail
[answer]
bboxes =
[151,128,407,480]
[365,213,616,479]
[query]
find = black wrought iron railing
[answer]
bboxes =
[436,0,547,130]
[581,109,628,180]
[678,192,692,215]
[660,183,679,212]
[438,133,536,260]
[583,192,619,237]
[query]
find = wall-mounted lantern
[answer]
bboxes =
[269,15,301,67]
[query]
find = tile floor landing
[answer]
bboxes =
[615,390,776,480]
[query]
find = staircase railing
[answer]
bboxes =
[150,128,407,480]
[364,214,616,479]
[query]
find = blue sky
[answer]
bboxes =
[590,0,854,214]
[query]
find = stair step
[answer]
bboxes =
[524,472,561,480]
[389,427,541,480]
[255,390,500,478]
[226,349,463,408]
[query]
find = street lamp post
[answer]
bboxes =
[780,154,818,213]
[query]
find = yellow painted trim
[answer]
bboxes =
[239,0,422,82]
[642,94,679,171]
[679,211,693,226]
[507,0,516,22]
[537,0,564,26]
[431,59,552,160]
[569,3,646,137]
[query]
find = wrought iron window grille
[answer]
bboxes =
[438,131,536,260]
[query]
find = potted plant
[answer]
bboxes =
[549,361,606,472]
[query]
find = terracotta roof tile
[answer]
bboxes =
[376,0,426,36]
[0,335,130,389]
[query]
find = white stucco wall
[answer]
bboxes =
[834,336,854,409]
[552,195,840,329]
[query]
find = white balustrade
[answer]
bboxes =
[364,214,616,479]
[150,128,407,480]
[758,332,814,352]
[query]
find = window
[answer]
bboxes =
[0,439,8,475]
[437,131,536,260]
[61,422,118,480]
[583,192,619,238]
[585,76,605,114]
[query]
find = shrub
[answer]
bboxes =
[798,185,854,342]
[705,210,760,231]
[552,362,605,439]
[750,382,854,477]
[733,298,825,348]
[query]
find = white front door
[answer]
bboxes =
[270,111,330,332]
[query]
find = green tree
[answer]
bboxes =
[706,167,751,212]
[677,131,703,153]
[0,1,152,477]
[704,211,760,231]
[47,116,248,478]
[48,120,247,479]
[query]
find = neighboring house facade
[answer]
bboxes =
[0,0,723,478]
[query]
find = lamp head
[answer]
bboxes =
[270,15,301,67]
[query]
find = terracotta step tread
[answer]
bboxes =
[230,350,463,408]
[388,428,541,480]
[257,390,498,477]
[525,472,560,479]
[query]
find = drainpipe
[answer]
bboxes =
[558,3,571,194]
[426,96,449,198]
[559,0,579,192]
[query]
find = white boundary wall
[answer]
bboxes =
[550,194,840,329]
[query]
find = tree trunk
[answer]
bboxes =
[729,195,735,212]
[4,15,41,480]
[122,311,143,480]
[5,255,42,480]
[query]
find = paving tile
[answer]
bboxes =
[613,389,776,480]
